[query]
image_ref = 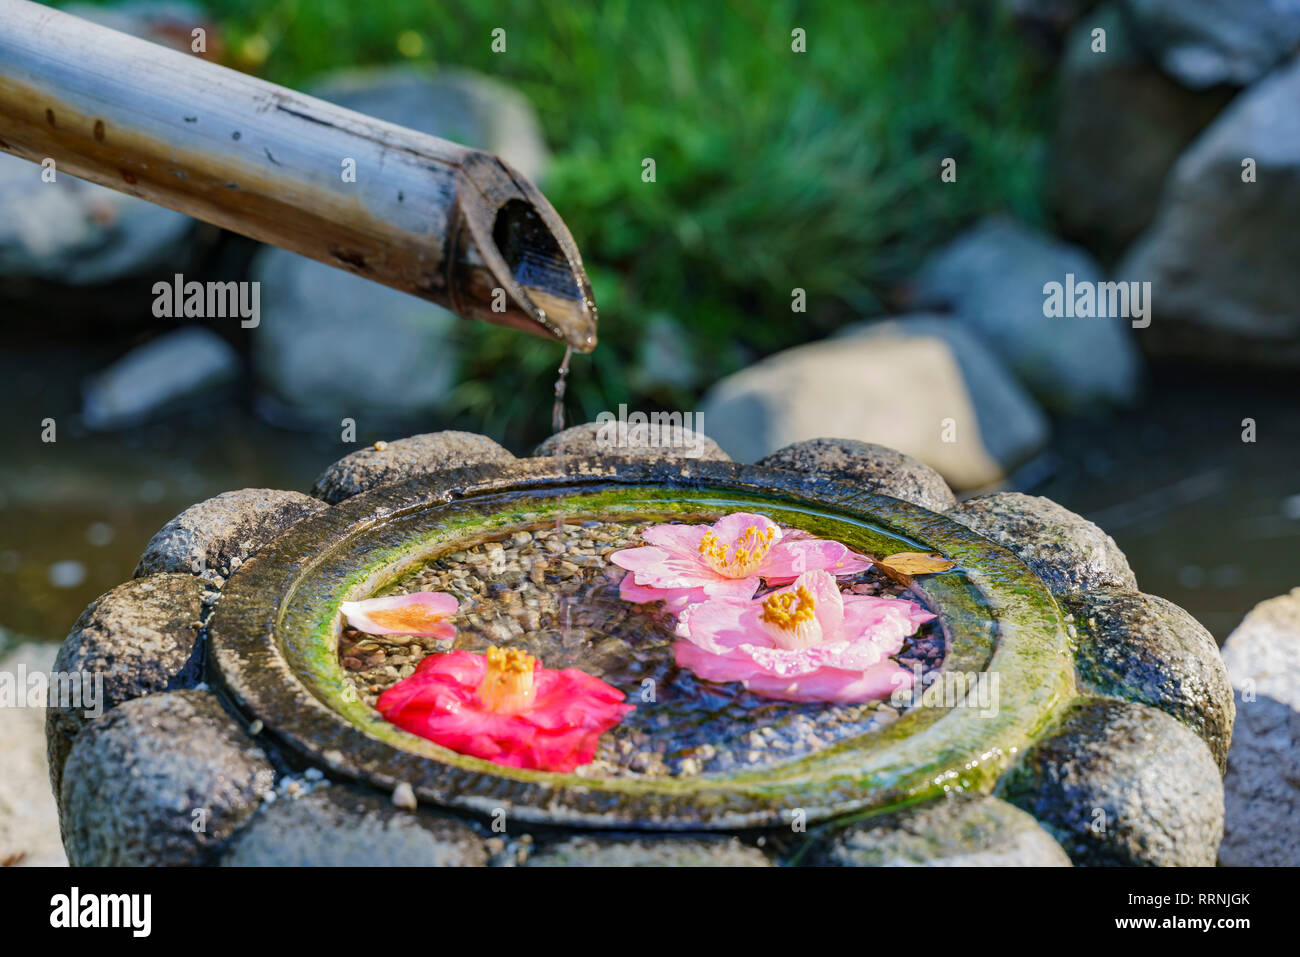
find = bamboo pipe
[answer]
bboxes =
[0,0,597,351]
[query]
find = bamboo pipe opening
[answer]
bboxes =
[448,152,597,352]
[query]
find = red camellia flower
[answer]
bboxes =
[375,647,634,773]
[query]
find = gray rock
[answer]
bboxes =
[221,785,487,866]
[312,431,516,504]
[59,690,274,866]
[1219,587,1300,865]
[0,4,204,287]
[997,699,1224,866]
[909,215,1142,411]
[629,314,703,394]
[0,151,192,286]
[836,315,1051,485]
[250,67,549,424]
[699,321,1046,490]
[135,488,328,581]
[46,573,212,797]
[0,642,67,867]
[1066,588,1234,769]
[524,834,770,867]
[757,438,956,512]
[535,420,729,462]
[1116,55,1300,367]
[947,492,1137,596]
[81,328,240,430]
[309,66,548,183]
[1122,0,1300,88]
[803,793,1071,866]
[1055,4,1233,258]
[250,246,462,426]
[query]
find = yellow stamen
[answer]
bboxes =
[760,585,817,630]
[760,585,821,649]
[477,646,537,714]
[698,524,776,577]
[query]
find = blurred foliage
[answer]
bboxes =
[79,0,1052,448]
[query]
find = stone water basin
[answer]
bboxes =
[47,430,1234,866]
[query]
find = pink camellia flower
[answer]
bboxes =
[611,512,869,609]
[376,647,634,773]
[673,569,932,704]
[340,591,458,639]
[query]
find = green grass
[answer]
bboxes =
[76,0,1052,448]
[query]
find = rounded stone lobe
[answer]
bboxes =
[757,437,956,512]
[45,572,213,797]
[135,488,328,581]
[947,491,1137,596]
[523,834,770,867]
[312,430,516,504]
[59,690,274,866]
[1065,587,1234,770]
[221,784,487,866]
[996,698,1224,866]
[534,419,730,462]
[802,792,1070,867]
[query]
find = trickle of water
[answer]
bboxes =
[551,345,573,434]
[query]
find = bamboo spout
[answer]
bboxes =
[0,0,597,351]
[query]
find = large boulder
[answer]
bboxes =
[1116,55,1300,367]
[699,315,1049,490]
[250,67,550,425]
[908,216,1143,412]
[1121,0,1300,89]
[1054,3,1233,258]
[81,327,241,430]
[1219,588,1300,866]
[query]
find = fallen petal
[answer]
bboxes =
[340,591,458,637]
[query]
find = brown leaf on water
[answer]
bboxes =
[875,551,956,577]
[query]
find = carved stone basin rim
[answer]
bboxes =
[207,456,1075,830]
